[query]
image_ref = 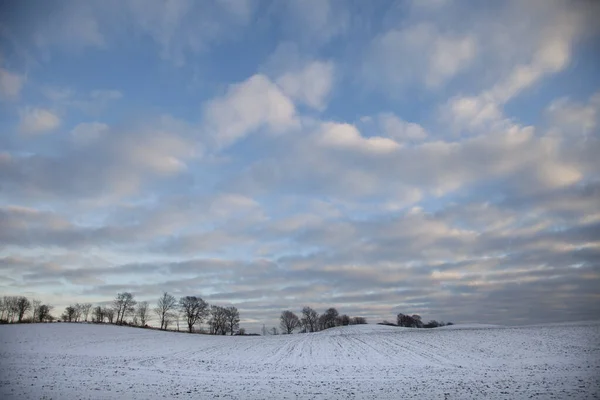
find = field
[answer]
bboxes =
[1,322,599,399]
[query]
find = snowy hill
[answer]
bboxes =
[1,322,599,399]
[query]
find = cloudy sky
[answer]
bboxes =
[1,0,599,331]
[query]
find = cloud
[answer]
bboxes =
[546,91,600,138]
[377,113,428,142]
[70,122,110,146]
[0,67,25,100]
[365,23,476,92]
[427,34,477,87]
[203,74,298,149]
[317,122,400,154]
[125,0,254,65]
[439,0,598,132]
[41,87,123,115]
[4,115,198,201]
[31,1,105,50]
[278,0,350,45]
[276,61,335,111]
[1,0,599,331]
[19,107,61,134]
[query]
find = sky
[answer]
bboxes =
[0,0,599,332]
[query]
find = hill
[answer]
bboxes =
[1,322,598,399]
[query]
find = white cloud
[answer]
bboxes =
[19,108,61,134]
[0,68,25,100]
[427,35,476,87]
[546,92,600,138]
[439,1,594,133]
[378,113,428,142]
[443,94,504,132]
[281,0,349,45]
[126,0,254,65]
[41,87,122,115]
[71,122,110,146]
[276,60,335,111]
[366,24,476,91]
[317,122,400,155]
[203,74,298,149]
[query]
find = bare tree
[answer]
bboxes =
[81,303,92,322]
[338,314,350,326]
[16,296,31,322]
[4,296,19,322]
[93,306,104,323]
[104,307,115,324]
[179,296,209,333]
[37,304,53,322]
[397,313,424,328]
[155,292,177,330]
[113,292,137,324]
[225,306,240,335]
[301,306,319,332]
[350,316,367,325]
[208,305,228,335]
[321,307,338,330]
[136,301,150,326]
[0,297,6,322]
[270,327,278,335]
[62,305,76,322]
[280,310,300,334]
[31,299,41,322]
[73,303,83,322]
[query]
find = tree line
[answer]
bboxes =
[1,292,242,335]
[379,313,453,328]
[274,306,368,334]
[0,296,54,323]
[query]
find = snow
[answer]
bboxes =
[1,322,599,399]
[436,323,505,329]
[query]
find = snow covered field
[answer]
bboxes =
[1,322,599,399]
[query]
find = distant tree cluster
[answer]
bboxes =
[1,292,243,335]
[387,313,453,328]
[274,307,367,334]
[0,296,54,324]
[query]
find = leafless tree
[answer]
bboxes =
[208,305,228,335]
[155,292,177,330]
[81,303,92,321]
[179,296,209,333]
[62,305,76,322]
[73,303,83,322]
[350,316,367,325]
[301,306,319,332]
[225,306,240,335]
[338,314,350,326]
[4,296,19,322]
[136,301,150,326]
[31,299,42,322]
[16,296,31,322]
[113,292,137,324]
[320,307,338,330]
[270,327,278,335]
[93,306,104,323]
[0,297,6,321]
[280,310,300,334]
[37,304,53,322]
[104,307,115,323]
[397,313,424,328]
